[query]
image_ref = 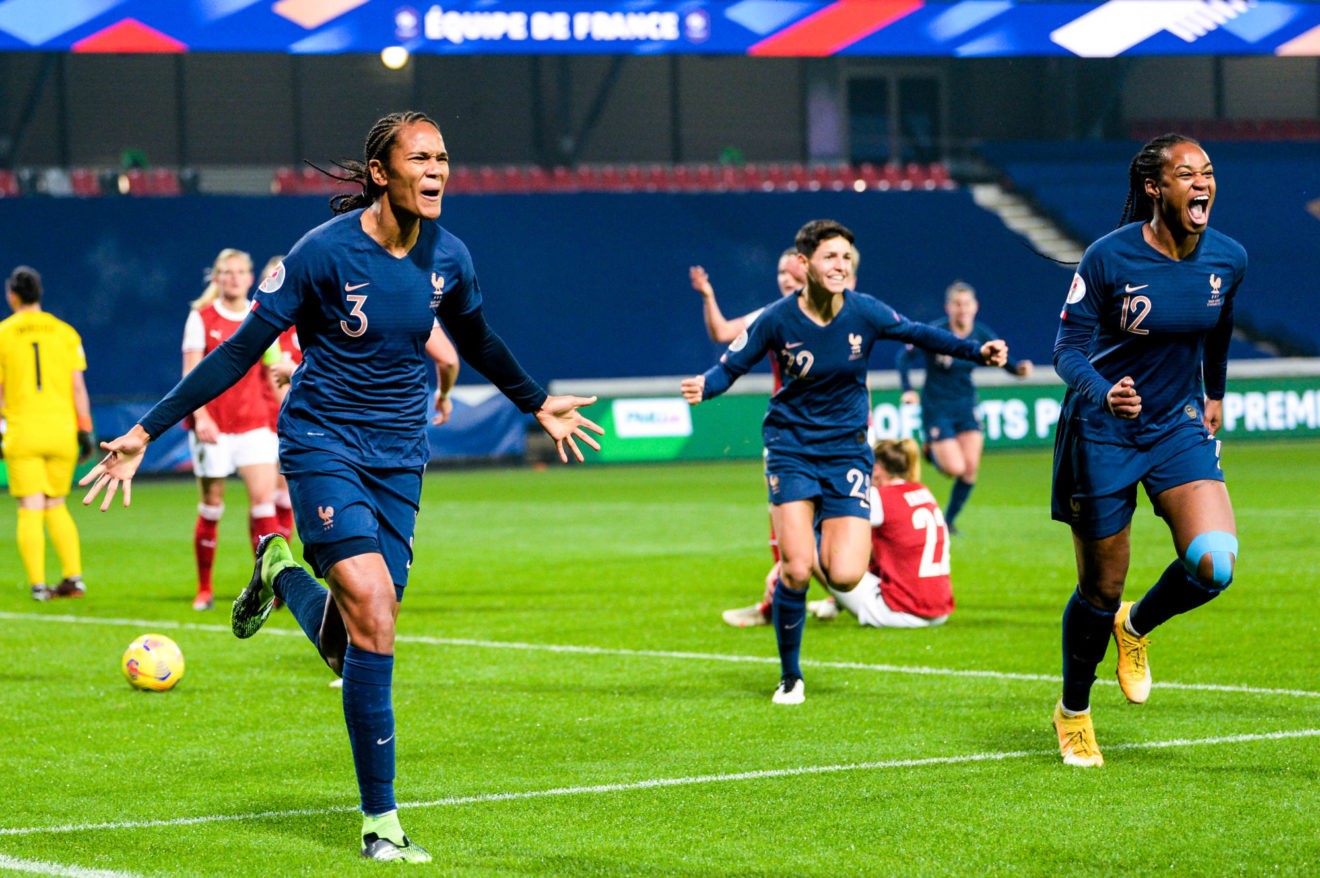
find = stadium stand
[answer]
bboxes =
[977,140,1320,357]
[265,161,954,195]
[1130,118,1320,143]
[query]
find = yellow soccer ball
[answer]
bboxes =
[121,634,185,692]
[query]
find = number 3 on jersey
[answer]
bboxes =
[341,293,368,338]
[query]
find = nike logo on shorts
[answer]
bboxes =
[345,282,370,292]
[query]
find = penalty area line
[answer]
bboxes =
[2,728,1317,839]
[4,611,1318,700]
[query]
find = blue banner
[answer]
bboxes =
[2,1,1319,57]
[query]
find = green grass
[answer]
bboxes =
[1,443,1317,876]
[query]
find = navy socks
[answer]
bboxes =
[342,645,396,816]
[771,579,807,679]
[1130,560,1220,636]
[1061,587,1116,713]
[272,566,331,649]
[945,478,974,529]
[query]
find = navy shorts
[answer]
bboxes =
[765,445,873,521]
[281,447,423,595]
[1051,416,1224,540]
[923,410,981,443]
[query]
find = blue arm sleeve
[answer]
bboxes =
[1202,288,1236,401]
[700,320,770,401]
[887,318,981,361]
[895,345,918,392]
[441,305,548,413]
[139,314,281,440]
[1054,319,1112,409]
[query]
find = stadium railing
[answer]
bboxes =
[267,160,958,196]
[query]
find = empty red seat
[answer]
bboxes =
[447,165,475,194]
[146,167,181,195]
[70,168,102,197]
[0,169,19,197]
[646,164,669,191]
[598,165,623,190]
[718,164,743,191]
[476,165,502,193]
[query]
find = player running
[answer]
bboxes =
[896,280,1032,534]
[82,110,603,862]
[1050,133,1245,767]
[683,218,1006,704]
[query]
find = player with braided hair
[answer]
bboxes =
[83,110,603,861]
[1050,133,1245,767]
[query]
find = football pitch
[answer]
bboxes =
[2,443,1317,877]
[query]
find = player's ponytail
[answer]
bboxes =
[874,438,922,483]
[1120,133,1200,227]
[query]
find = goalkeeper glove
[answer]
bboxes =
[77,430,96,463]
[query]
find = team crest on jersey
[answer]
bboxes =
[848,332,863,360]
[430,273,446,309]
[259,261,286,293]
[1065,272,1086,304]
[1185,404,1199,420]
[1207,273,1224,307]
[935,353,953,370]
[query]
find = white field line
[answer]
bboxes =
[2,729,1318,839]
[2,611,1318,700]
[0,854,145,877]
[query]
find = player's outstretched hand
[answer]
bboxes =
[690,266,714,298]
[534,395,604,463]
[79,424,151,511]
[680,375,705,405]
[980,339,1008,367]
[1106,376,1142,420]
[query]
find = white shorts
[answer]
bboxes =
[188,427,279,478]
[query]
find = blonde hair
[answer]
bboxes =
[873,437,921,482]
[191,248,252,310]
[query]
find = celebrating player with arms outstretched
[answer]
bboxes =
[1050,133,1245,767]
[83,110,603,862]
[683,218,1006,704]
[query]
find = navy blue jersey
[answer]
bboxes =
[1055,222,1245,446]
[896,318,1020,418]
[702,291,981,455]
[252,211,480,467]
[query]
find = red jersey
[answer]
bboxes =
[868,481,954,618]
[276,326,302,365]
[181,302,276,434]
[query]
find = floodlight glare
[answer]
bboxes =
[380,46,409,70]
